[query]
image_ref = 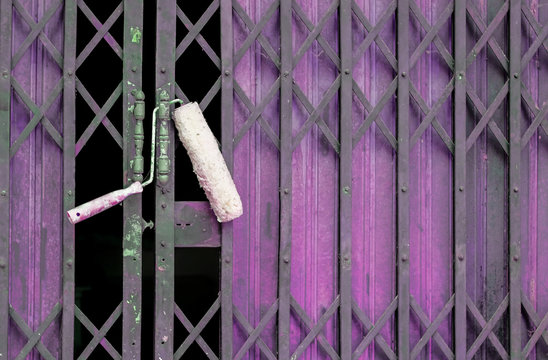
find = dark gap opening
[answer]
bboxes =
[75,0,221,358]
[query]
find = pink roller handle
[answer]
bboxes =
[66,182,143,224]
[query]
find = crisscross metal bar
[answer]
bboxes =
[408,0,454,70]
[351,0,397,70]
[520,22,548,72]
[11,302,61,360]
[233,81,280,149]
[233,306,277,360]
[12,0,63,68]
[234,299,278,360]
[9,76,64,157]
[176,8,220,68]
[292,0,340,70]
[176,0,219,60]
[174,296,221,360]
[521,293,548,348]
[351,299,396,360]
[11,0,62,68]
[352,296,398,360]
[291,296,340,360]
[232,0,280,67]
[410,78,455,150]
[290,296,339,360]
[233,78,281,147]
[410,295,454,360]
[9,304,59,360]
[292,0,339,68]
[74,306,121,359]
[521,98,548,148]
[76,3,123,68]
[76,303,122,360]
[75,81,123,154]
[466,294,509,360]
[465,1,509,72]
[77,0,123,58]
[233,0,279,66]
[174,305,218,360]
[522,309,548,358]
[465,81,509,153]
[352,78,398,149]
[521,3,548,54]
[520,82,548,136]
[351,1,396,67]
[292,75,341,151]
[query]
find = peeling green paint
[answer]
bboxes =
[135,312,141,324]
[130,27,141,43]
[123,248,137,257]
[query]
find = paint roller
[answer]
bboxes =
[67,100,243,224]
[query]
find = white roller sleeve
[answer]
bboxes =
[173,102,243,222]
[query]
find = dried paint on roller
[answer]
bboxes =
[173,102,243,222]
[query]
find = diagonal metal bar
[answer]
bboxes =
[233,306,277,360]
[76,3,123,69]
[291,81,340,153]
[409,82,454,153]
[11,0,62,68]
[233,78,281,147]
[12,302,61,360]
[292,0,339,68]
[292,0,340,70]
[176,0,220,59]
[520,82,548,136]
[76,303,122,360]
[12,0,63,68]
[352,77,398,148]
[410,295,455,360]
[351,80,397,149]
[352,0,396,67]
[199,76,222,111]
[290,296,339,360]
[10,77,63,157]
[521,3,548,54]
[234,0,279,66]
[410,77,455,149]
[351,0,397,70]
[521,22,548,72]
[465,81,509,153]
[466,294,509,360]
[174,296,220,360]
[174,305,218,360]
[77,0,122,58]
[75,81,123,154]
[465,1,509,72]
[9,304,58,360]
[352,296,398,360]
[232,0,280,68]
[176,7,220,68]
[291,296,340,360]
[522,307,548,358]
[521,99,548,148]
[408,296,453,359]
[409,0,454,70]
[234,299,279,360]
[74,306,121,360]
[521,293,548,347]
[292,75,341,151]
[233,81,280,149]
[175,83,191,104]
[351,299,396,360]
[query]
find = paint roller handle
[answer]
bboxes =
[66,181,143,224]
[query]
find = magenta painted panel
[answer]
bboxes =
[9,0,64,358]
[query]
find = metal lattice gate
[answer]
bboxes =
[1,0,548,359]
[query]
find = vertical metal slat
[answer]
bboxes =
[62,0,77,358]
[339,0,352,358]
[396,0,410,358]
[122,0,144,357]
[278,0,293,357]
[453,0,467,358]
[508,0,521,357]
[0,0,12,356]
[220,0,234,357]
[155,0,177,358]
